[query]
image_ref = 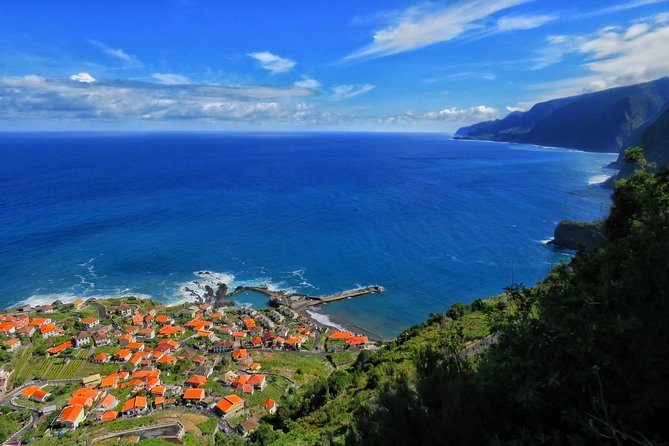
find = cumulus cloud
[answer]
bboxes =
[293,78,321,89]
[0,75,317,123]
[530,13,669,97]
[506,105,525,112]
[69,72,96,83]
[382,105,500,125]
[88,39,141,66]
[247,52,296,74]
[330,84,375,100]
[344,0,552,60]
[151,73,190,85]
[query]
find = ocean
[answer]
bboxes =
[0,132,616,338]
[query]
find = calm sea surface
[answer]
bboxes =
[0,132,616,337]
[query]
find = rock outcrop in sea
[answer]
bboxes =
[551,220,606,250]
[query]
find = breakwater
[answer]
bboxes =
[225,285,383,310]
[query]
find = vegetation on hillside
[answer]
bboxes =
[239,152,669,445]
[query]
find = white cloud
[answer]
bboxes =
[585,0,669,17]
[0,75,317,123]
[151,73,190,85]
[69,72,96,83]
[506,105,525,112]
[88,39,141,66]
[384,105,500,124]
[344,0,540,60]
[293,78,321,89]
[330,84,375,100]
[527,14,669,102]
[496,14,556,31]
[247,52,296,74]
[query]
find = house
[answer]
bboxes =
[39,305,54,314]
[72,299,86,310]
[157,355,177,365]
[56,405,85,429]
[223,370,239,384]
[232,349,248,362]
[277,306,298,319]
[4,338,20,352]
[93,332,110,346]
[40,323,59,338]
[263,398,277,415]
[248,363,262,371]
[68,395,95,408]
[100,374,118,389]
[0,322,20,335]
[98,394,118,410]
[17,325,35,337]
[212,341,234,353]
[116,305,132,317]
[186,375,207,387]
[119,333,135,346]
[157,325,185,338]
[284,337,302,350]
[73,331,90,347]
[114,349,132,362]
[183,387,205,403]
[0,369,13,393]
[268,310,285,323]
[247,374,267,391]
[47,340,72,356]
[197,330,214,340]
[126,342,145,351]
[80,317,99,329]
[137,328,155,339]
[100,411,118,422]
[237,418,258,436]
[151,385,166,396]
[16,304,32,312]
[346,336,369,348]
[29,317,51,327]
[30,388,51,403]
[180,307,198,318]
[121,396,148,416]
[155,315,172,325]
[215,394,245,418]
[92,352,109,363]
[131,314,144,326]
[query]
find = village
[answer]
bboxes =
[0,296,376,445]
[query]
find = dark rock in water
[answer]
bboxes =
[552,220,606,250]
[216,283,228,299]
[214,283,232,307]
[204,285,214,299]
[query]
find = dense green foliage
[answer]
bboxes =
[346,166,669,445]
[241,164,669,445]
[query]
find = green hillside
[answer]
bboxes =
[231,158,669,445]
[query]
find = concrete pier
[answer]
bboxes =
[225,285,383,310]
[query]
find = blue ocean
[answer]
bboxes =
[0,132,616,338]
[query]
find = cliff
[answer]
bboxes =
[551,219,606,250]
[454,77,669,153]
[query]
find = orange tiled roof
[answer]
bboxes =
[216,394,244,412]
[183,387,205,400]
[186,375,207,386]
[346,336,369,345]
[121,396,147,413]
[263,398,276,410]
[328,331,352,340]
[20,385,40,398]
[100,411,118,422]
[59,405,84,423]
[40,323,57,334]
[232,349,248,360]
[80,317,98,325]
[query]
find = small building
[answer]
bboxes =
[183,387,205,403]
[121,396,148,417]
[56,405,85,429]
[212,341,234,353]
[232,349,248,362]
[4,338,20,352]
[30,388,51,403]
[116,305,132,317]
[98,394,118,410]
[92,352,109,363]
[186,375,207,387]
[247,374,267,391]
[82,374,101,387]
[137,328,155,339]
[39,305,54,314]
[80,317,100,329]
[100,411,118,423]
[237,418,258,436]
[72,299,86,310]
[93,332,110,346]
[40,323,59,339]
[73,331,90,348]
[263,398,277,415]
[47,340,72,356]
[17,325,36,337]
[215,394,245,418]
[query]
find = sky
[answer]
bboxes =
[1,0,669,132]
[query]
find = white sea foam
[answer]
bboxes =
[587,174,612,185]
[540,238,554,244]
[290,269,317,290]
[306,310,346,331]
[18,291,153,308]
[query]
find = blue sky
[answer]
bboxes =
[1,0,669,131]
